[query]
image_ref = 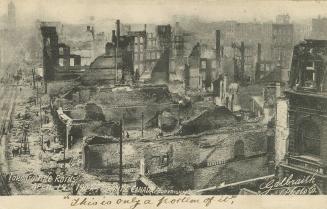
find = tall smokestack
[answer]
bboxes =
[112,30,116,43]
[116,19,120,41]
[255,43,262,83]
[115,20,120,84]
[257,43,261,63]
[240,41,245,81]
[144,24,147,32]
[216,30,221,64]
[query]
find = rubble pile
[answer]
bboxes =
[94,85,173,107]
[84,103,105,121]
[82,121,121,138]
[47,80,81,98]
[158,111,178,132]
[70,104,86,119]
[177,107,238,136]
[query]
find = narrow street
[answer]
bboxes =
[0,84,18,195]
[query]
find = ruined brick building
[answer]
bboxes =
[41,26,85,81]
[41,20,135,86]
[184,30,222,91]
[150,25,172,84]
[83,21,135,85]
[41,21,188,86]
[280,39,327,194]
[213,17,294,84]
[128,29,147,77]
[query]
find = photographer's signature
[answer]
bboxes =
[258,174,319,195]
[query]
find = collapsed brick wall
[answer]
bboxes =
[83,124,268,175]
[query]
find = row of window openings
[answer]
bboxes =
[135,64,144,70]
[136,62,157,70]
[141,40,157,46]
[151,155,169,167]
[273,30,292,35]
[59,58,75,67]
[134,52,160,61]
[134,37,157,44]
[134,37,145,44]
[201,60,217,69]
[134,42,158,51]
[234,56,255,63]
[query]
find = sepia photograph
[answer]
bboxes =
[0,0,326,205]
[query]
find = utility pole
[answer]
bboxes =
[63,140,66,170]
[20,124,30,155]
[115,20,120,84]
[178,104,180,125]
[36,78,39,105]
[255,43,262,83]
[36,79,42,128]
[115,33,118,83]
[119,117,123,195]
[240,41,245,82]
[216,30,221,68]
[32,68,35,89]
[178,101,182,125]
[141,112,144,137]
[41,135,44,151]
[39,93,42,128]
[63,124,69,171]
[43,69,47,94]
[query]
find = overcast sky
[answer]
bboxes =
[1,0,327,26]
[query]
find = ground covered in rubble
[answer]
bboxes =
[6,85,133,195]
